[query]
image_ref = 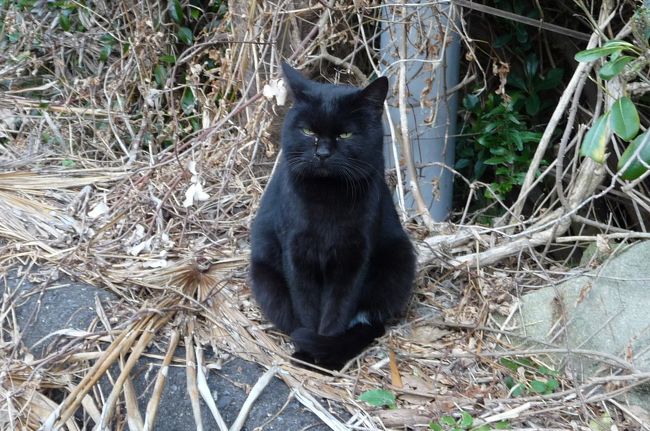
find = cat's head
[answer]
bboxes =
[280,63,388,180]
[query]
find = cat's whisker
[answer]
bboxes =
[340,167,355,200]
[340,161,373,192]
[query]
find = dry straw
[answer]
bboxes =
[1,0,648,430]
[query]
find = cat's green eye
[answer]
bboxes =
[301,128,315,136]
[338,132,352,139]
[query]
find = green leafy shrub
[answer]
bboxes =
[455,1,565,212]
[499,357,560,397]
[576,38,650,180]
[429,411,510,431]
[456,93,544,200]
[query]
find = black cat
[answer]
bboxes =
[249,63,415,370]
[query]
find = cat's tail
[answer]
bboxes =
[290,323,385,370]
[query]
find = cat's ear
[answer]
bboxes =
[281,62,309,101]
[359,76,388,108]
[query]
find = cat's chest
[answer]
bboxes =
[284,218,368,268]
[277,179,377,265]
[289,214,363,244]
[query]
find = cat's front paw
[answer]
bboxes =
[291,350,315,364]
[290,327,321,354]
[290,327,345,370]
[291,349,333,372]
[291,349,342,372]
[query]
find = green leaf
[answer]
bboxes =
[463,94,480,111]
[545,378,560,393]
[617,130,650,180]
[574,46,622,62]
[493,421,511,429]
[160,54,177,64]
[529,380,547,393]
[429,422,443,431]
[181,88,196,113]
[99,44,112,62]
[154,64,167,87]
[610,96,639,141]
[59,11,71,31]
[61,159,76,168]
[495,167,511,176]
[574,40,638,62]
[536,68,564,90]
[510,384,524,397]
[601,39,638,50]
[455,158,470,169]
[610,50,623,61]
[358,389,396,408]
[526,53,539,77]
[499,358,519,372]
[494,33,512,49]
[519,131,542,142]
[513,172,526,184]
[459,411,473,428]
[589,414,613,431]
[483,123,498,133]
[169,0,184,23]
[484,156,506,165]
[488,147,508,156]
[177,26,193,44]
[511,130,524,151]
[506,114,521,125]
[474,160,486,179]
[580,113,610,163]
[515,25,528,44]
[525,93,540,116]
[18,0,37,10]
[190,7,201,20]
[514,357,535,368]
[100,34,116,45]
[7,32,20,43]
[473,426,491,431]
[440,416,456,426]
[536,365,558,376]
[507,73,527,92]
[599,56,634,80]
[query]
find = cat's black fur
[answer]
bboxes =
[249,63,415,370]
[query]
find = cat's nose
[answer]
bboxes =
[314,146,331,160]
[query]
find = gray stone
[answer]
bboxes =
[3,269,117,357]
[4,268,338,430]
[133,353,334,431]
[515,241,650,411]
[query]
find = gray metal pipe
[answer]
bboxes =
[381,1,460,221]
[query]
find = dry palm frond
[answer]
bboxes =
[0,361,80,431]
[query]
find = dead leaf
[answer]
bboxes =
[411,325,450,344]
[375,407,433,428]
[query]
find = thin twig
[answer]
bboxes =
[229,365,279,431]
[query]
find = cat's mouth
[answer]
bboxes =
[304,156,332,177]
[310,164,332,177]
[286,155,338,178]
